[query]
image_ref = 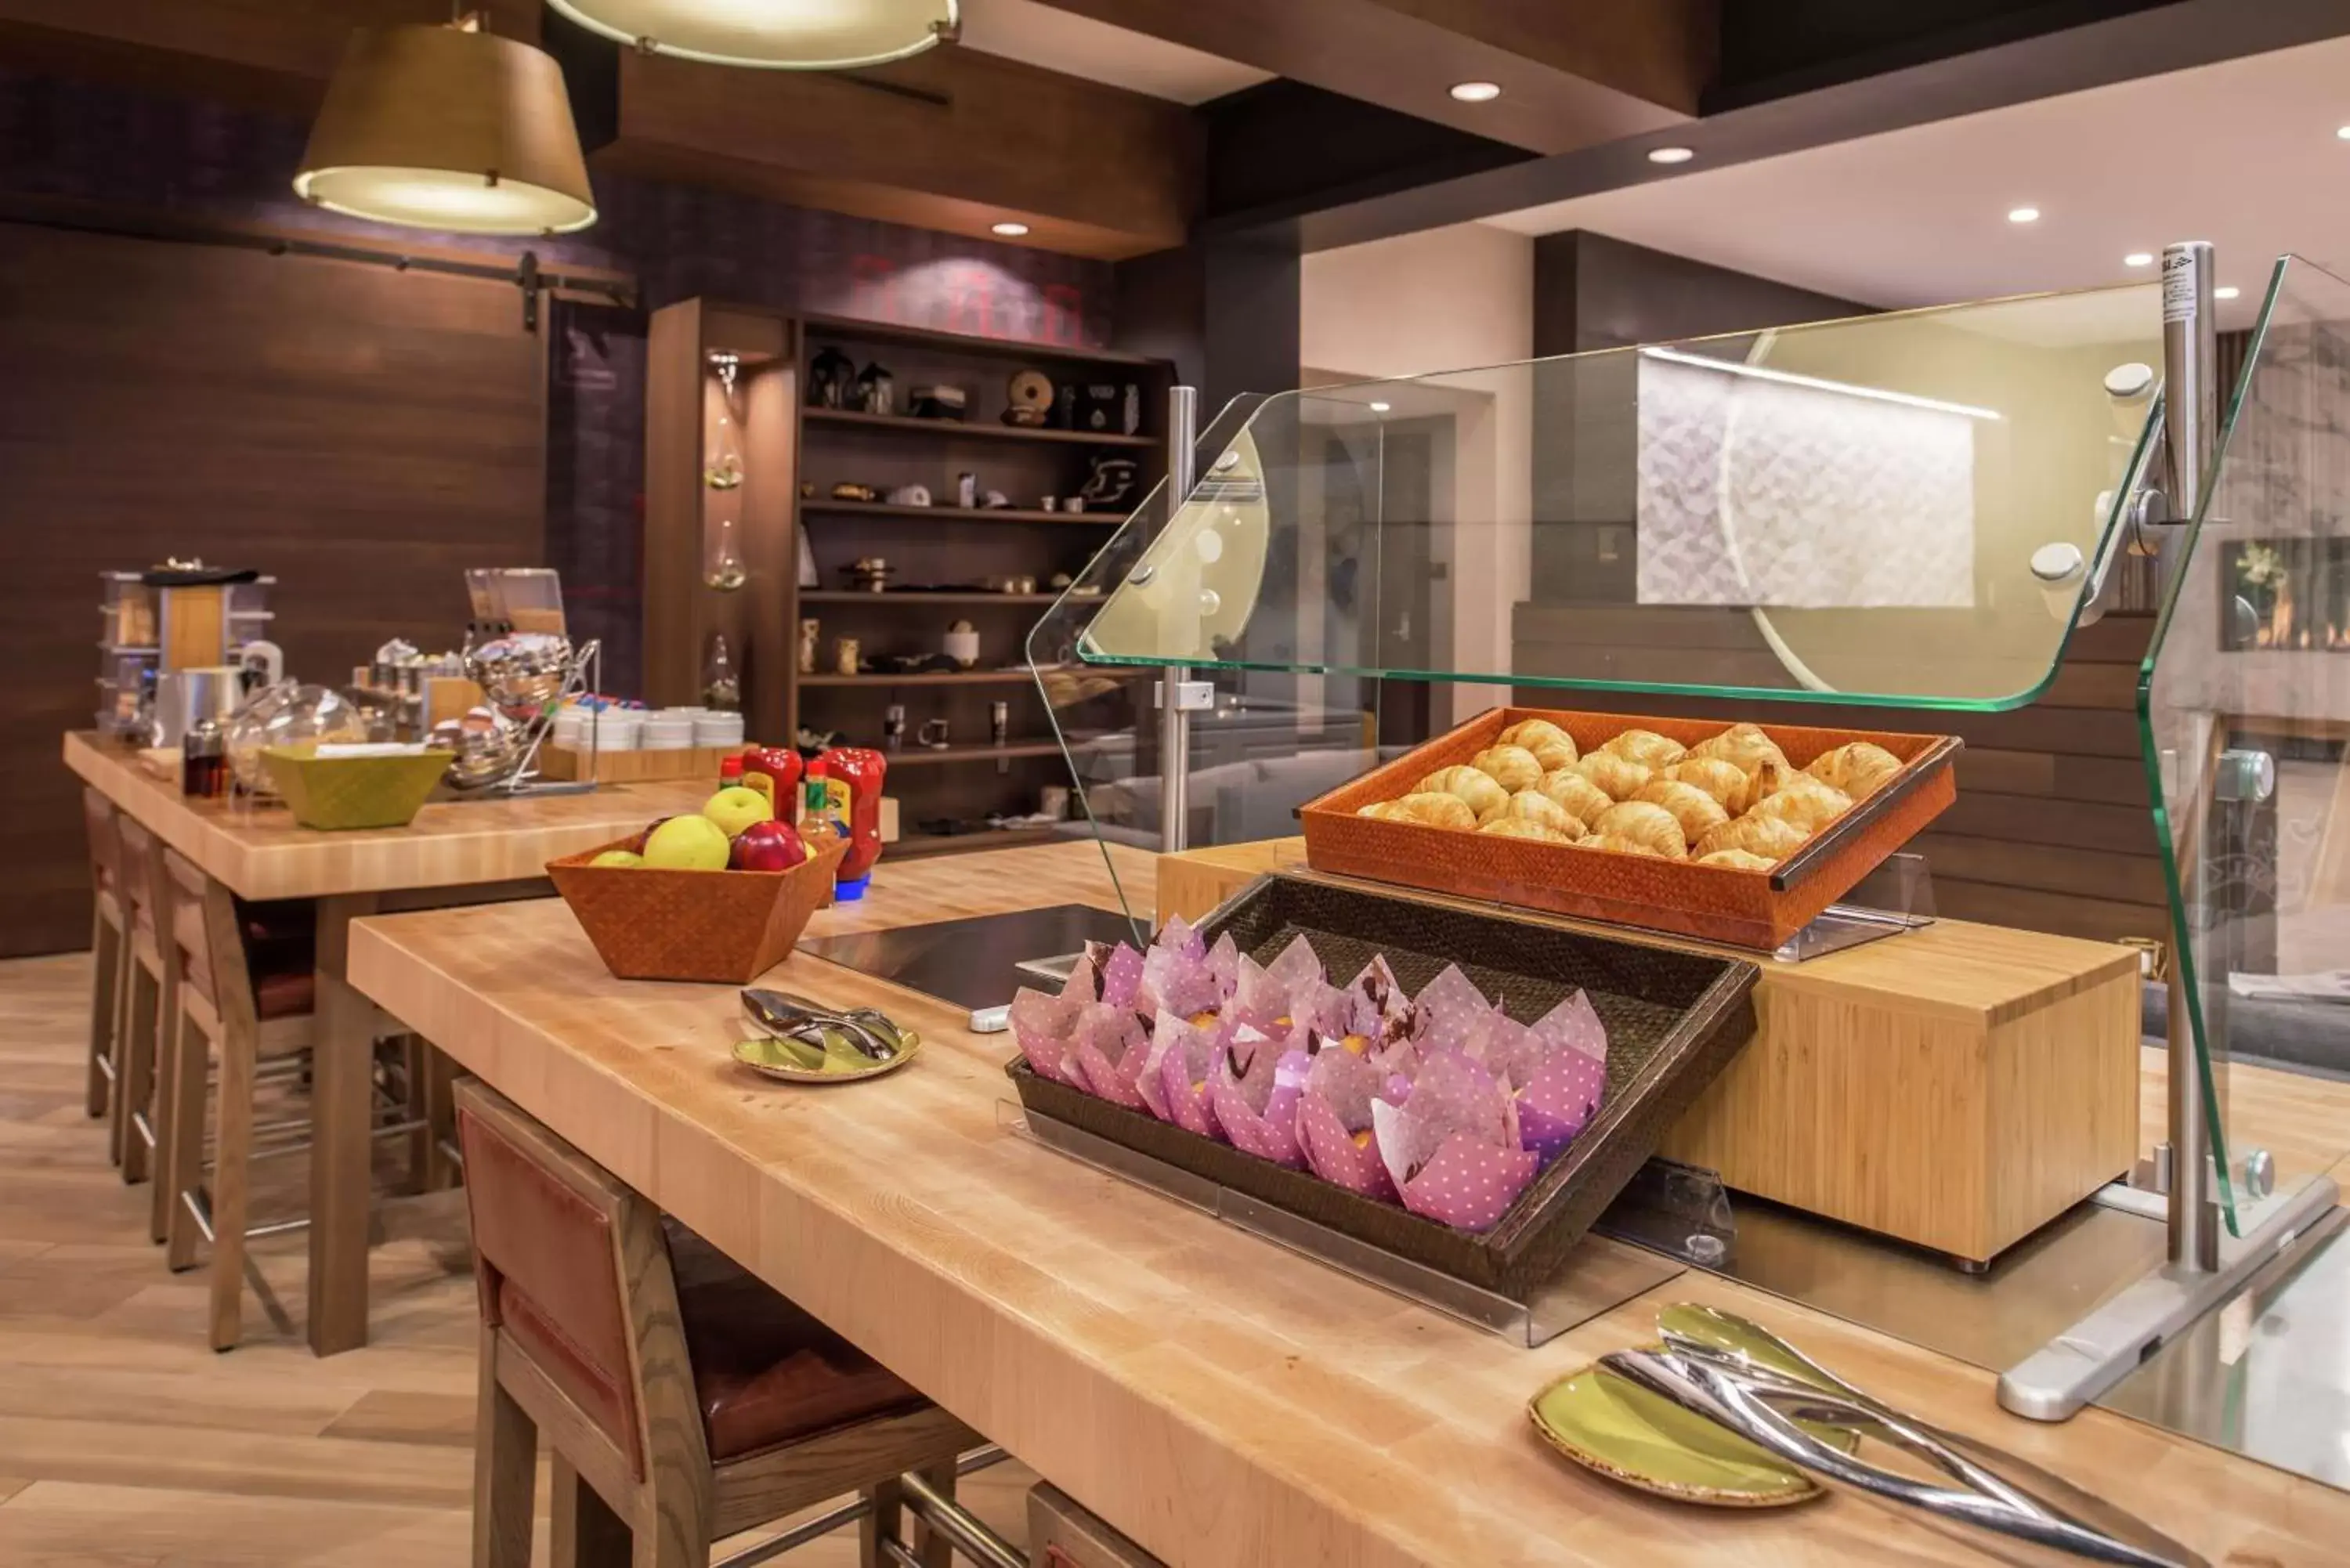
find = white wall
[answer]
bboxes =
[1302,225,1535,725]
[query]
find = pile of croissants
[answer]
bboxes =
[1354,719,1904,870]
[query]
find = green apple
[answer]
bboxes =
[589,849,642,869]
[702,785,773,840]
[642,814,731,871]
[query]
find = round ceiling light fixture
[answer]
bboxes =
[547,0,959,71]
[2007,206,2041,224]
[1368,401,1392,412]
[2123,251,2155,267]
[2215,286,2241,300]
[1647,146,1695,164]
[294,20,595,236]
[990,221,1030,237]
[1448,81,1502,103]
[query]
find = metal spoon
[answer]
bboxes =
[740,989,899,1060]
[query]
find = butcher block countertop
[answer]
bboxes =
[346,840,2346,1567]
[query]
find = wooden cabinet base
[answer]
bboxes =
[1155,839,2141,1266]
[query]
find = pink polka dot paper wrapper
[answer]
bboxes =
[1206,1029,1309,1168]
[1138,1011,1227,1139]
[1369,1051,1539,1232]
[1069,1003,1152,1110]
[1295,1044,1399,1200]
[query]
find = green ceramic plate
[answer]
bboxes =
[732,1024,922,1084]
[1528,1359,1846,1508]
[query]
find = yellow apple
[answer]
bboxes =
[702,785,773,840]
[589,849,642,869]
[642,815,731,871]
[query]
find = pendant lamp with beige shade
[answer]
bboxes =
[294,18,596,237]
[547,0,958,71]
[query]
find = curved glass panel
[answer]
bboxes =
[2143,255,2350,1235]
[1074,284,2163,711]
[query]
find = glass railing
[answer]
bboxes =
[1034,282,2167,931]
[2145,254,2350,1236]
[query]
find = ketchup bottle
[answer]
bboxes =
[817,746,887,900]
[739,745,801,815]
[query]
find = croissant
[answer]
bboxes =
[1746,769,1852,834]
[1601,728,1687,771]
[1665,757,1753,817]
[1687,721,1788,775]
[1532,769,1611,829]
[1358,793,1477,831]
[1697,847,1778,872]
[1480,789,1585,839]
[1496,718,1578,771]
[1470,744,1544,793]
[1693,813,1810,862]
[1479,817,1575,844]
[1633,779,1730,846]
[1584,833,1668,859]
[1573,751,1653,803]
[1806,741,1903,800]
[1415,765,1509,820]
[1590,800,1688,859]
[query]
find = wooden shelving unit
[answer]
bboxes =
[803,406,1156,448]
[801,591,1061,606]
[797,669,1043,688]
[801,501,1112,526]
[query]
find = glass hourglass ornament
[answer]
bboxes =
[704,511,748,591]
[703,631,740,711]
[704,352,745,490]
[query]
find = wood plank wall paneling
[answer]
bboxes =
[0,221,546,956]
[1512,609,2167,944]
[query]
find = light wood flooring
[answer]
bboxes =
[0,953,1036,1567]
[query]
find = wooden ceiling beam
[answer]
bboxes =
[1025,0,1711,154]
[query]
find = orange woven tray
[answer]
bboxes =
[547,836,850,984]
[1299,706,1959,950]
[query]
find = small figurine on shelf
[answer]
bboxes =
[956,471,978,510]
[1079,456,1138,511]
[808,347,855,409]
[797,618,821,675]
[1003,369,1054,427]
[855,360,895,416]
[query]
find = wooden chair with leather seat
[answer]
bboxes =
[455,1078,978,1568]
[109,815,170,1182]
[154,846,317,1348]
[81,789,128,1124]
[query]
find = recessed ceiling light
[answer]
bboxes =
[1448,81,1502,103]
[2124,251,2154,268]
[2216,286,2241,301]
[2337,125,2350,140]
[990,221,1029,237]
[2007,207,2040,224]
[1368,401,1392,412]
[1647,146,1694,165]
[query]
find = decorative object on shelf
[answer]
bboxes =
[942,620,981,668]
[1073,381,1125,432]
[293,17,595,237]
[703,632,739,710]
[956,471,978,509]
[704,352,744,489]
[797,619,822,675]
[544,0,957,72]
[848,557,895,593]
[427,704,523,790]
[883,703,906,751]
[797,527,820,588]
[909,384,967,421]
[703,513,747,591]
[855,359,895,416]
[1052,383,1076,430]
[795,725,844,751]
[1123,382,1142,435]
[1048,571,1075,590]
[1039,783,1071,820]
[918,717,952,750]
[1004,368,1054,427]
[1062,496,1086,515]
[982,489,1011,509]
[1039,496,1060,512]
[833,637,861,676]
[985,574,1038,595]
[830,482,879,502]
[1079,455,1137,511]
[808,346,855,409]
[884,484,931,507]
[990,699,1010,747]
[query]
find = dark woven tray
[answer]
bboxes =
[1006,873,1759,1297]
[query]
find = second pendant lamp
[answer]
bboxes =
[547,0,959,71]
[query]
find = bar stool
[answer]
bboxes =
[455,1079,978,1568]
[80,789,127,1123]
[110,817,169,1182]
[154,847,318,1349]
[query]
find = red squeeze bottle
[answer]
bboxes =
[818,746,888,899]
[739,744,801,812]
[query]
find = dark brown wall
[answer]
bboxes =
[0,222,547,956]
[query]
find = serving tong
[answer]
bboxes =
[1601,1305,2204,1567]
[740,988,903,1062]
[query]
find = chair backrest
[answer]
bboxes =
[455,1077,671,1481]
[161,849,220,1010]
[81,789,121,894]
[114,815,163,934]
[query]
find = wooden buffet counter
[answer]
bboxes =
[344,839,2346,1568]
[63,729,714,1353]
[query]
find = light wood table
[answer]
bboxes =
[346,839,2350,1567]
[63,729,710,1356]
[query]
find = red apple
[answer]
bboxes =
[627,815,673,854]
[729,818,807,872]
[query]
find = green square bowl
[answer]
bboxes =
[260,746,454,831]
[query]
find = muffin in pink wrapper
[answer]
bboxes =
[1059,952,1099,1003]
[1207,1028,1308,1167]
[1229,956,1288,1031]
[1343,956,1419,1053]
[1010,988,1086,1086]
[1266,933,1322,992]
[1532,990,1610,1063]
[1371,1052,1539,1231]
[1512,1047,1608,1163]
[1155,912,1207,963]
[1137,940,1220,1024]
[1413,964,1495,1054]
[1295,1046,1398,1199]
[1070,1003,1152,1109]
[1206,932,1241,1003]
[1138,1011,1227,1136]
